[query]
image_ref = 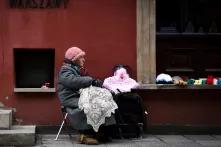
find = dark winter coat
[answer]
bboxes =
[57,62,116,130]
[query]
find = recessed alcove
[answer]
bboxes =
[14,48,55,92]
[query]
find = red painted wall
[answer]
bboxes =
[0,0,136,125]
[135,89,221,126]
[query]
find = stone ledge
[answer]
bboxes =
[0,125,36,146]
[14,88,56,92]
[0,109,12,129]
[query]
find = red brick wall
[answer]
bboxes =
[0,0,136,125]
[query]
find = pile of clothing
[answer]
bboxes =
[103,67,139,94]
[156,73,221,86]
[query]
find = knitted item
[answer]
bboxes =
[65,47,86,61]
[217,78,221,86]
[213,78,218,85]
[187,79,195,85]
[156,73,173,84]
[174,80,187,86]
[206,75,214,85]
[156,80,173,84]
[172,76,187,86]
[201,79,207,85]
[103,68,139,94]
[194,80,202,85]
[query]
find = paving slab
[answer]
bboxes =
[34,134,221,147]
[156,135,193,143]
[72,145,104,147]
[213,135,221,140]
[134,141,169,147]
[106,139,136,147]
[196,140,221,147]
[41,140,74,147]
[133,135,161,141]
[184,135,216,141]
[167,142,203,147]
[41,134,71,141]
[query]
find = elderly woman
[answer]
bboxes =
[57,47,116,145]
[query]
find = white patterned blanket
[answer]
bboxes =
[78,86,118,132]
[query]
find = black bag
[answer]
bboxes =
[114,92,145,138]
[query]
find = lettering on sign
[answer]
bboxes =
[9,0,69,9]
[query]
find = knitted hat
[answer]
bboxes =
[206,75,214,85]
[65,47,86,61]
[156,73,173,84]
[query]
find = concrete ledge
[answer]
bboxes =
[0,125,36,146]
[0,109,12,129]
[14,88,56,93]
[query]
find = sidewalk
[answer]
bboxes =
[34,134,221,147]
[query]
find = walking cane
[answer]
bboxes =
[54,113,68,140]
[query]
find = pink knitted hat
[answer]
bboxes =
[65,47,86,61]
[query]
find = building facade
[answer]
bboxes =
[1,0,221,132]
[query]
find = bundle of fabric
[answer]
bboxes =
[172,76,187,86]
[156,73,173,84]
[217,78,221,85]
[78,86,118,132]
[194,80,202,85]
[206,75,214,85]
[103,68,139,94]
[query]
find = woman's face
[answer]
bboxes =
[75,56,85,68]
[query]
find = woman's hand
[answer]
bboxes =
[92,79,103,87]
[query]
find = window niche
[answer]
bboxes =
[14,48,55,92]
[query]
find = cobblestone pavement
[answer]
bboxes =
[32,134,221,147]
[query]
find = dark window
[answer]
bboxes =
[156,0,221,78]
[14,49,55,88]
[157,0,221,33]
